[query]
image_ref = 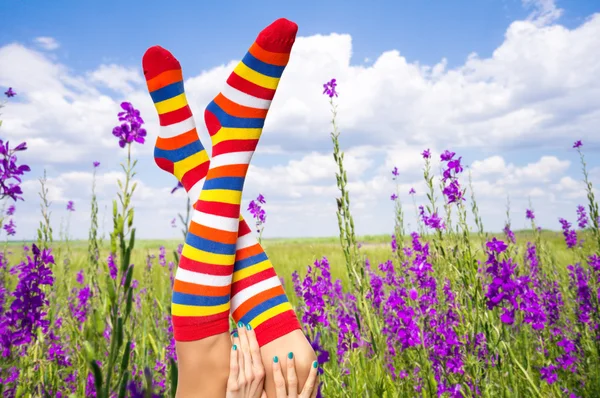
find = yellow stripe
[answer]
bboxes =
[234,62,280,90]
[155,93,188,114]
[171,302,230,316]
[182,244,235,265]
[211,127,262,146]
[200,189,242,205]
[232,260,271,282]
[173,152,209,180]
[249,302,293,329]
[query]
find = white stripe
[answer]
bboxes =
[175,268,231,286]
[159,116,196,139]
[231,276,282,311]
[222,82,272,110]
[188,178,205,204]
[210,151,253,168]
[236,233,256,251]
[192,211,239,232]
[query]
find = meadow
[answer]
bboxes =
[1,81,600,398]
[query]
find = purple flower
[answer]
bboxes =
[576,205,588,229]
[257,193,266,204]
[322,78,338,98]
[418,205,445,230]
[0,244,54,356]
[540,364,558,384]
[107,254,117,280]
[66,200,75,212]
[526,209,535,220]
[171,181,183,194]
[558,218,577,249]
[93,161,100,168]
[0,140,31,202]
[409,188,415,195]
[568,263,593,324]
[392,167,399,178]
[422,149,431,159]
[171,218,176,228]
[3,219,16,236]
[573,140,582,149]
[248,194,267,227]
[503,224,516,244]
[112,102,146,148]
[6,205,15,216]
[440,150,455,162]
[4,87,16,98]
[390,193,398,201]
[391,235,398,253]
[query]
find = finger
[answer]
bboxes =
[286,352,298,397]
[272,356,287,398]
[247,324,265,382]
[237,322,254,384]
[236,328,246,386]
[310,380,319,398]
[300,361,319,398]
[227,344,240,391]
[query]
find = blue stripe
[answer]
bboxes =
[186,233,236,255]
[202,177,244,191]
[206,101,265,129]
[154,141,203,163]
[242,52,285,78]
[240,294,288,325]
[172,291,230,306]
[235,252,268,270]
[150,81,185,103]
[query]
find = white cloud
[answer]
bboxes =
[522,0,563,26]
[33,37,60,51]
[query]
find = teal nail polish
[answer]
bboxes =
[288,352,294,359]
[273,356,279,363]
[233,345,237,351]
[246,323,252,331]
[233,331,239,338]
[312,361,318,369]
[237,321,244,328]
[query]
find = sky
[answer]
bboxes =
[0,0,599,241]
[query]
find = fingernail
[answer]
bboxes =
[288,352,293,359]
[273,356,279,363]
[312,361,318,368]
[233,331,239,338]
[237,321,244,328]
[246,323,252,331]
[233,345,237,351]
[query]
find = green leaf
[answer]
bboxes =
[120,339,132,373]
[90,360,104,398]
[169,359,178,398]
[117,372,130,398]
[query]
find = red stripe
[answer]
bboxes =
[254,310,301,347]
[172,312,230,342]
[159,106,193,126]
[212,139,259,156]
[154,157,174,174]
[194,200,241,218]
[238,220,252,236]
[181,162,209,190]
[231,268,277,296]
[227,72,276,100]
[178,255,233,276]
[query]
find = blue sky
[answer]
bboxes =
[0,0,599,240]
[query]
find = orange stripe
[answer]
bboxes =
[147,69,184,92]
[156,129,199,150]
[235,244,263,262]
[249,42,290,67]
[214,93,268,119]
[209,164,248,179]
[232,285,285,320]
[173,280,230,297]
[189,222,238,245]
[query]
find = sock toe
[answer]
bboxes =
[256,18,298,53]
[142,45,181,80]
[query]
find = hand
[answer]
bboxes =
[272,354,319,398]
[226,323,266,398]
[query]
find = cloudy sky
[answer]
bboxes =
[0,0,599,240]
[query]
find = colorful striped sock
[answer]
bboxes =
[142,19,301,344]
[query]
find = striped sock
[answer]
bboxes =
[199,17,299,343]
[143,19,301,344]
